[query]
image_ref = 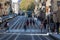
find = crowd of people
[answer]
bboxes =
[23,18,35,30]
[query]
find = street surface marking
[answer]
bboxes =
[9,18,20,29]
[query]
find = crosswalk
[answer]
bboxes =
[0,16,48,34]
[0,16,54,40]
[4,16,47,34]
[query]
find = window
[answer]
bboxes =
[4,1,10,6]
[4,3,7,6]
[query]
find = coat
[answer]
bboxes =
[53,10,60,23]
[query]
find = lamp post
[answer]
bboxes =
[9,0,13,15]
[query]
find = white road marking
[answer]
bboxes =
[20,18,27,29]
[38,35,43,40]
[9,16,19,27]
[0,34,9,39]
[32,35,35,40]
[14,17,27,40]
[14,18,24,40]
[14,33,20,40]
[17,17,25,29]
[6,33,15,40]
[17,20,22,29]
[24,33,49,36]
[0,33,49,35]
[29,19,35,40]
[43,36,50,40]
[34,22,44,40]
[9,17,20,29]
[12,17,21,29]
[13,21,19,29]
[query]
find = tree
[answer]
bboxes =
[20,0,35,11]
[27,2,35,11]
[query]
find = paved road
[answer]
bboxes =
[0,16,54,40]
[5,16,47,34]
[0,33,54,40]
[1,16,19,28]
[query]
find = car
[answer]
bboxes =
[0,17,2,23]
[26,11,32,17]
[9,15,13,19]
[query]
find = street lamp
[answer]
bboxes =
[9,0,13,15]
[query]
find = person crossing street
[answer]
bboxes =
[40,22,44,33]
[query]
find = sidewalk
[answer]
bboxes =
[7,29,45,32]
[49,34,60,40]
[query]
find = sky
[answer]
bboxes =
[12,0,21,2]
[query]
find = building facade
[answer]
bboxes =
[0,0,10,16]
[53,0,60,23]
[12,2,19,14]
[12,0,19,14]
[52,0,60,11]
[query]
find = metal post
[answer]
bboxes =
[10,0,12,14]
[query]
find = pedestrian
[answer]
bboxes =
[24,23,27,31]
[43,19,47,29]
[50,19,54,32]
[7,22,9,30]
[53,13,57,32]
[26,20,29,26]
[56,20,59,34]
[33,19,35,25]
[4,22,7,28]
[53,2,60,34]
[4,22,9,30]
[40,22,44,33]
[30,19,32,25]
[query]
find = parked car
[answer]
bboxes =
[9,15,13,19]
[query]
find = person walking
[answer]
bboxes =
[26,20,29,26]
[40,22,44,33]
[50,17,54,32]
[24,23,27,31]
[56,20,59,34]
[4,22,9,30]
[53,2,60,34]
[33,19,35,25]
[43,19,47,29]
[30,19,32,25]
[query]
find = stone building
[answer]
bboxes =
[12,0,19,14]
[53,0,60,23]
[0,0,10,16]
[52,0,60,11]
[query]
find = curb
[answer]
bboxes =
[49,34,60,40]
